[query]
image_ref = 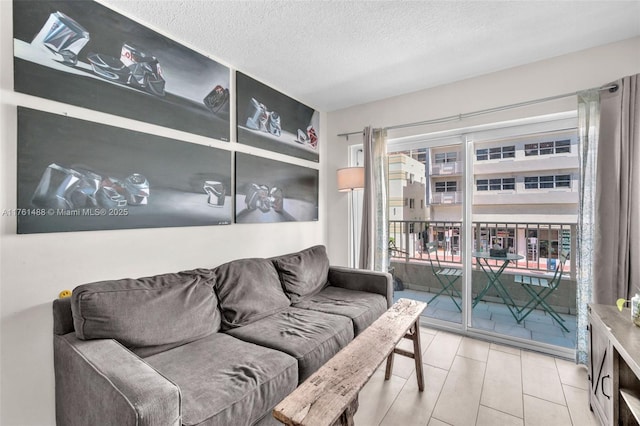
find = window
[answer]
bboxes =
[524,140,571,156]
[435,181,457,192]
[478,178,514,191]
[489,147,502,160]
[525,143,538,156]
[409,198,415,208]
[502,178,515,190]
[478,146,515,160]
[435,152,458,163]
[525,176,539,189]
[540,175,554,188]
[555,140,570,153]
[525,175,572,189]
[502,146,515,158]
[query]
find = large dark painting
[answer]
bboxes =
[17,107,232,234]
[236,72,319,162]
[13,0,230,141]
[235,153,318,223]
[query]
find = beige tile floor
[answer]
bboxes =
[354,327,599,426]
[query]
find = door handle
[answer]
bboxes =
[601,374,611,399]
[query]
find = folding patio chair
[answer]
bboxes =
[425,241,462,311]
[514,249,570,332]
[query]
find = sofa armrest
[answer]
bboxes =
[54,333,181,426]
[327,266,393,308]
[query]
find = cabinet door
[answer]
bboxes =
[589,315,614,424]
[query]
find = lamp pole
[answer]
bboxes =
[337,167,365,268]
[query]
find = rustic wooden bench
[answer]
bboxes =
[273,298,427,426]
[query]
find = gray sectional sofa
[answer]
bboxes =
[52,245,392,426]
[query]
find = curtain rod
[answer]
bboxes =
[338,84,618,139]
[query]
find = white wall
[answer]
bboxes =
[0,1,326,424]
[326,37,640,268]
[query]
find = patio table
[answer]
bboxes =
[472,252,524,322]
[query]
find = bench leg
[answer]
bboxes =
[334,395,358,426]
[385,321,424,391]
[410,321,424,391]
[384,352,394,381]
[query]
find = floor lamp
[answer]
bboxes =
[337,167,365,268]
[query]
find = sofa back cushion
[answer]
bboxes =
[71,268,219,357]
[213,258,290,329]
[271,245,329,303]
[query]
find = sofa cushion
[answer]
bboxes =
[271,245,329,303]
[293,286,387,335]
[225,307,354,383]
[213,258,290,330]
[71,269,219,357]
[144,333,298,426]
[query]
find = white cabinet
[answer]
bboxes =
[588,304,640,426]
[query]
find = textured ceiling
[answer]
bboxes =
[103,1,640,112]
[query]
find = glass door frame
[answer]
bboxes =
[387,111,578,359]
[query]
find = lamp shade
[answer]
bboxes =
[337,167,365,192]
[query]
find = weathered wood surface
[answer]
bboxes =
[589,304,640,379]
[273,298,427,426]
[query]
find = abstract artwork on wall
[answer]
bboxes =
[236,72,319,162]
[235,153,319,223]
[17,107,232,234]
[13,0,230,141]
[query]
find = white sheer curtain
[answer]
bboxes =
[359,126,388,272]
[576,89,599,364]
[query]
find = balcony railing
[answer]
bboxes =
[388,220,576,277]
[430,191,463,205]
[431,161,463,176]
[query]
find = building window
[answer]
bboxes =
[435,152,458,163]
[478,178,515,191]
[478,146,515,160]
[524,139,571,156]
[502,177,515,190]
[525,143,538,156]
[525,174,572,189]
[489,178,502,190]
[435,181,457,192]
[502,146,515,158]
[555,140,571,153]
[409,199,415,208]
[420,199,424,209]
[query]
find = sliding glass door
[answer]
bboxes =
[385,112,579,357]
[387,137,465,327]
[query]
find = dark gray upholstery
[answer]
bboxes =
[54,333,180,426]
[53,297,74,335]
[71,269,219,357]
[225,307,354,383]
[213,258,291,329]
[293,286,387,335]
[144,333,297,426]
[53,247,393,426]
[271,245,329,303]
[328,266,394,308]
